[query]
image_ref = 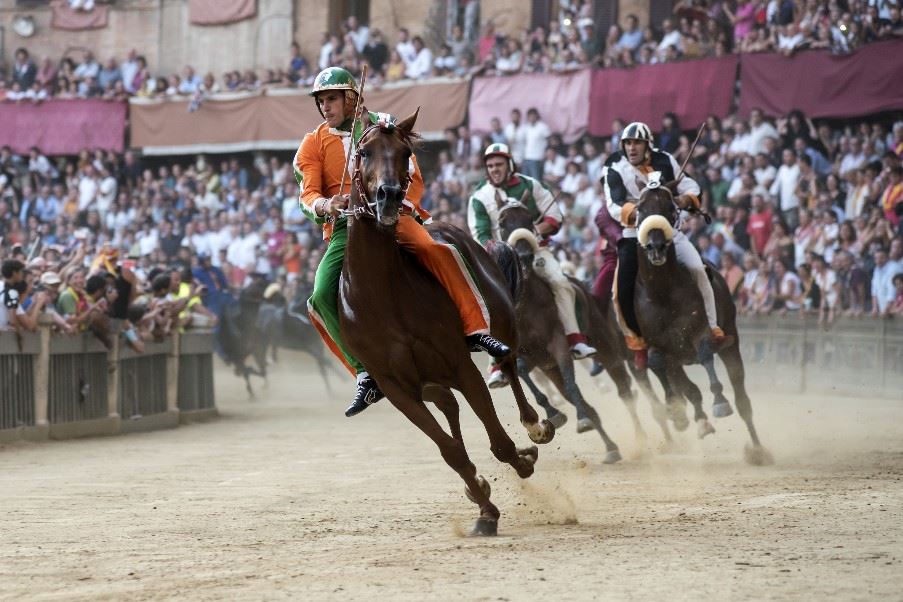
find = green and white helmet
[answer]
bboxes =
[309,67,359,96]
[483,142,515,173]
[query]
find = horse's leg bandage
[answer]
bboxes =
[534,248,580,336]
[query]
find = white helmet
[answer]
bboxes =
[484,142,515,173]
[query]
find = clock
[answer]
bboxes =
[12,15,36,38]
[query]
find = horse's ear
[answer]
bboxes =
[355,105,370,132]
[397,107,420,135]
[635,176,647,192]
[663,179,680,194]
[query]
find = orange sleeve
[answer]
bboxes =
[298,131,324,210]
[406,154,430,221]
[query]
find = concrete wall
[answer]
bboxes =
[619,0,651,27]
[0,0,294,78]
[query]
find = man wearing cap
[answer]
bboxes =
[467,142,597,387]
[601,121,733,369]
[294,66,511,418]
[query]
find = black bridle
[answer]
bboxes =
[342,123,413,222]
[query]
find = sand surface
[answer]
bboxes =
[1,352,901,601]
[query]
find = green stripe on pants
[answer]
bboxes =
[307,222,365,373]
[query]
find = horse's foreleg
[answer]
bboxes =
[698,339,733,418]
[500,357,554,444]
[382,380,500,535]
[242,364,255,400]
[607,362,647,444]
[629,364,673,442]
[648,350,688,432]
[457,362,538,480]
[670,365,714,439]
[423,385,463,443]
[518,359,567,429]
[546,362,621,464]
[719,344,773,465]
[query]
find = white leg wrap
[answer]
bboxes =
[534,248,580,335]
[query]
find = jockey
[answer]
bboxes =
[468,142,597,386]
[602,121,734,368]
[295,67,511,418]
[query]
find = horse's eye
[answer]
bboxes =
[359,149,369,159]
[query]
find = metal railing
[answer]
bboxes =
[737,315,903,399]
[0,323,217,442]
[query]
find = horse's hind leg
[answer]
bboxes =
[698,339,733,418]
[382,380,500,536]
[670,366,714,439]
[545,362,622,464]
[719,344,773,465]
[457,362,539,480]
[647,350,689,432]
[607,362,647,444]
[500,357,555,444]
[629,365,673,442]
[517,359,567,429]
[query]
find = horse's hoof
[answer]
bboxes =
[547,411,568,430]
[471,517,498,536]
[576,417,594,433]
[603,449,622,464]
[518,445,539,466]
[525,419,556,444]
[667,404,690,432]
[744,444,775,466]
[465,475,492,503]
[697,418,716,439]
[712,400,734,418]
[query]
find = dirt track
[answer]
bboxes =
[1,352,901,601]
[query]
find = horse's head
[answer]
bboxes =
[497,199,537,262]
[636,175,679,267]
[350,108,419,227]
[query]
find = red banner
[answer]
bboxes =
[739,40,903,118]
[588,56,738,137]
[0,99,126,155]
[189,0,256,25]
[50,0,110,30]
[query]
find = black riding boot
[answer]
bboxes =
[345,374,385,417]
[466,333,511,357]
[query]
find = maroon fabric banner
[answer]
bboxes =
[0,99,126,155]
[189,0,256,25]
[50,0,110,30]
[739,40,903,119]
[588,56,738,137]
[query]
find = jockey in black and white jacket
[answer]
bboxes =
[602,121,732,367]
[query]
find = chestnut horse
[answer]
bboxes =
[338,109,554,535]
[633,180,772,464]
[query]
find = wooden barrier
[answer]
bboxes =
[0,325,217,443]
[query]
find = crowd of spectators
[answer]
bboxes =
[4,0,901,104]
[1,115,902,343]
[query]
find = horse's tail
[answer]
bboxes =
[486,240,523,303]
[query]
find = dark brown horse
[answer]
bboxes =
[493,204,674,454]
[337,109,554,535]
[633,180,772,464]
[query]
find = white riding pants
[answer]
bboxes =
[673,231,718,329]
[533,248,580,335]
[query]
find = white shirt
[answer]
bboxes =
[769,163,800,211]
[543,155,568,181]
[318,42,335,71]
[396,41,417,65]
[137,229,159,257]
[657,31,682,58]
[120,59,140,93]
[728,133,752,157]
[780,271,802,310]
[78,176,98,211]
[748,122,779,155]
[872,261,899,312]
[503,122,527,163]
[814,268,838,308]
[348,26,370,53]
[405,47,433,79]
[522,120,551,162]
[754,164,777,188]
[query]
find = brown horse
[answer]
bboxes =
[337,109,554,535]
[633,180,772,464]
[493,203,674,454]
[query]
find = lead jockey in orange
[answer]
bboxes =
[295,67,510,417]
